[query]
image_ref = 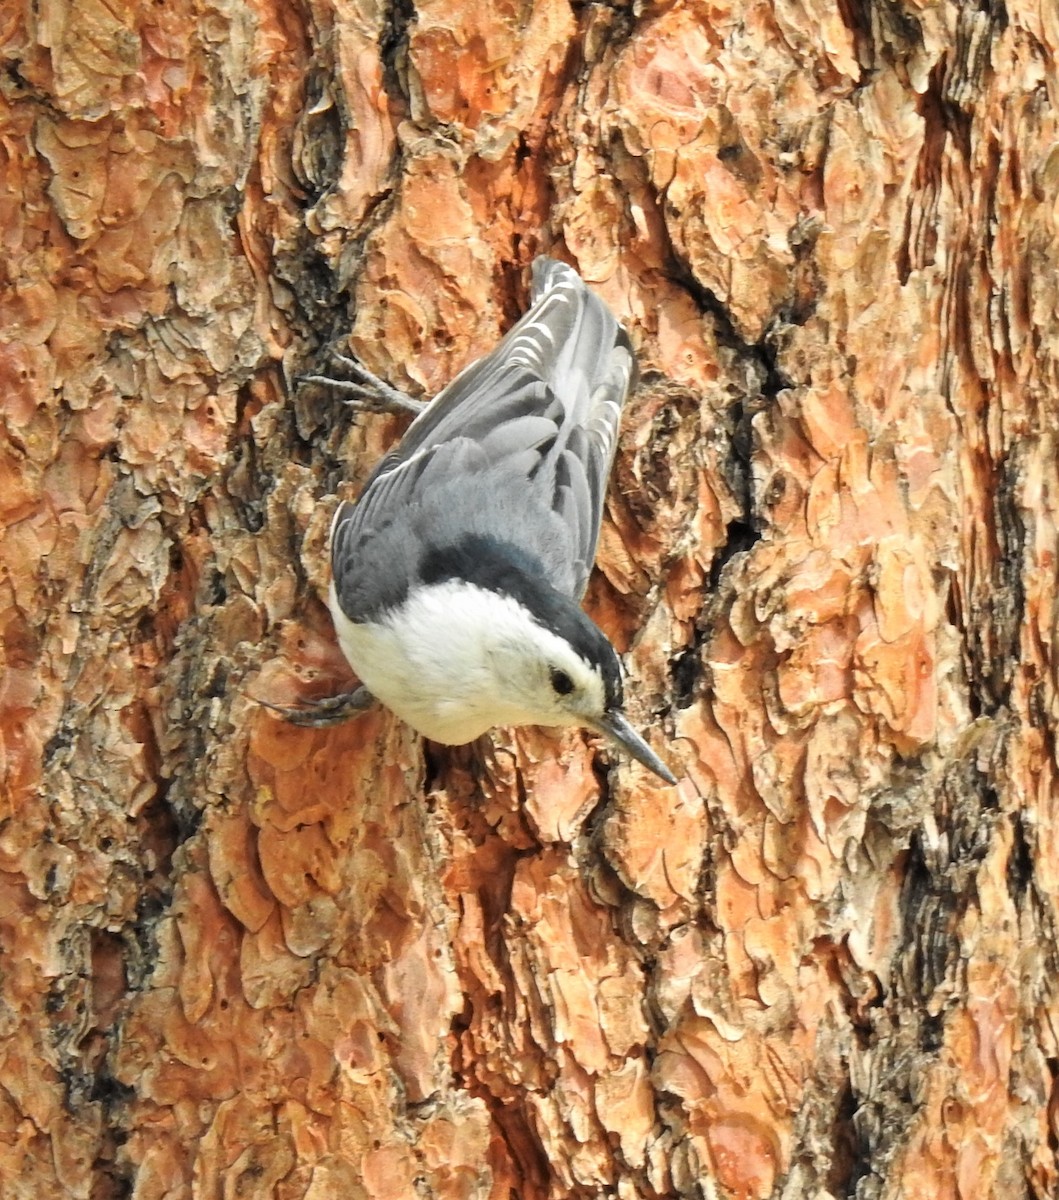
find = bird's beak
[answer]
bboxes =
[589,710,677,785]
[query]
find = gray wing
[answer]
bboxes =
[332,258,635,617]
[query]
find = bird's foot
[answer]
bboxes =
[300,352,427,416]
[254,686,377,727]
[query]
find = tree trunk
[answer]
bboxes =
[1,1,1056,1197]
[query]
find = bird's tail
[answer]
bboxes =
[515,257,635,491]
[521,258,634,421]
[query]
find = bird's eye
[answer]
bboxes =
[550,667,574,696]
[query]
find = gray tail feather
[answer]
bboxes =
[520,257,634,425]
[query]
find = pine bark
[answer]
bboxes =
[1,1,1057,1198]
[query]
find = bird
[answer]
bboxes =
[291,257,676,785]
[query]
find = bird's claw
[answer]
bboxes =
[253,686,377,727]
[299,352,427,416]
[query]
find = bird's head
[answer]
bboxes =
[398,540,676,783]
[491,599,677,785]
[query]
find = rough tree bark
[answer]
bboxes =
[1,0,1057,1197]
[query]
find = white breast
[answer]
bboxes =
[328,579,573,744]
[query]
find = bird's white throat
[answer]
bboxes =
[328,577,604,745]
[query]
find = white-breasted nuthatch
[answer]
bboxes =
[297,257,675,784]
